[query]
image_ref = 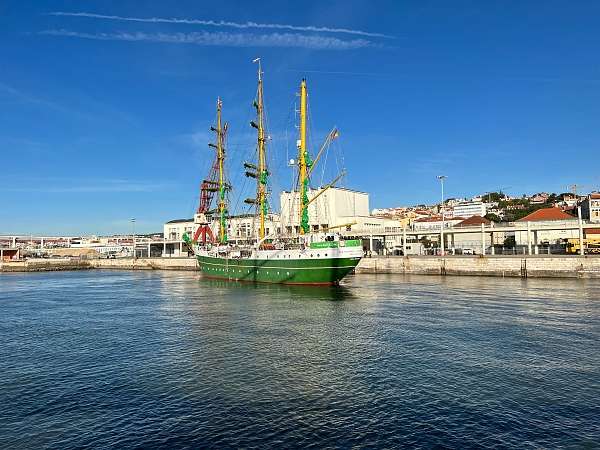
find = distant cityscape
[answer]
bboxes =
[2,187,600,261]
[372,190,600,224]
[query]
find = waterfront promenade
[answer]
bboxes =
[2,255,600,278]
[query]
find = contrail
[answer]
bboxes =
[40,29,378,50]
[48,12,394,39]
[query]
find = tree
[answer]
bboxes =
[419,236,432,248]
[504,236,516,248]
[485,192,505,202]
[484,213,501,223]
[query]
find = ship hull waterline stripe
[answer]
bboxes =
[199,273,345,286]
[199,260,359,271]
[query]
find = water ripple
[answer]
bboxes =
[0,271,599,448]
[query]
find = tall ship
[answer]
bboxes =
[186,60,363,285]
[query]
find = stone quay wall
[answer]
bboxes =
[3,256,600,278]
[355,255,600,278]
[90,257,197,271]
[0,257,197,272]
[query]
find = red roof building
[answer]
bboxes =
[517,207,575,222]
[455,215,492,227]
[412,216,466,231]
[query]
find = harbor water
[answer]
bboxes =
[1,271,599,448]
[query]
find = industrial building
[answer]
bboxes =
[279,187,370,233]
[164,213,281,244]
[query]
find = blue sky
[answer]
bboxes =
[2,0,600,235]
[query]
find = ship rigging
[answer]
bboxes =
[188,59,362,285]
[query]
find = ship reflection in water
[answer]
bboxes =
[0,271,599,449]
[198,277,356,301]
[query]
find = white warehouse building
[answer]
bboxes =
[279,187,370,234]
[452,201,487,218]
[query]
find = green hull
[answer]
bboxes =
[197,255,360,285]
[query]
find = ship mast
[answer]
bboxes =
[298,79,312,235]
[210,97,228,244]
[250,58,268,240]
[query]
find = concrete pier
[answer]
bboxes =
[2,255,600,278]
[356,255,600,278]
[0,257,197,272]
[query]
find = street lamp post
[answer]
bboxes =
[131,218,136,260]
[577,205,585,255]
[437,175,447,256]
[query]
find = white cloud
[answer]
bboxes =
[40,29,377,50]
[49,12,393,38]
[0,81,76,115]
